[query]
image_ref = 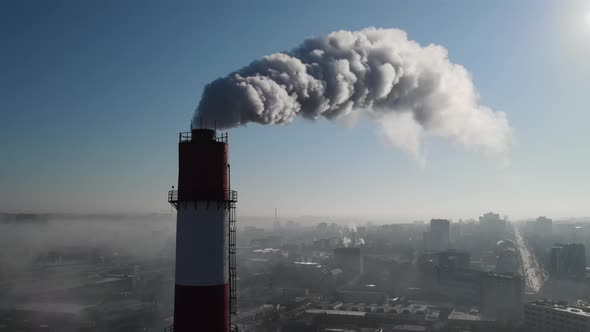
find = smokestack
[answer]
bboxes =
[194,28,512,163]
[168,127,237,332]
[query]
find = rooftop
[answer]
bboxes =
[527,300,590,317]
[448,310,482,321]
[305,309,367,317]
[392,325,426,332]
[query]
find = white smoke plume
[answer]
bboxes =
[195,28,512,162]
[341,237,352,247]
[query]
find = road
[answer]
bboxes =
[512,224,547,293]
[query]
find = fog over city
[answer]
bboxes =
[2,1,590,332]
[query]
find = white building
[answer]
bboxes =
[524,299,590,332]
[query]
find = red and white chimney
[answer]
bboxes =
[168,128,237,332]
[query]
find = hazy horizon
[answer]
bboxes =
[2,212,590,228]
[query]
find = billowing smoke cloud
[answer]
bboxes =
[195,28,512,162]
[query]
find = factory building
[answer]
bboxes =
[168,128,238,332]
[335,288,387,305]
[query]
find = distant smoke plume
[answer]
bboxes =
[195,28,512,162]
[341,237,352,247]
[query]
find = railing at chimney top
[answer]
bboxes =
[167,189,237,204]
[179,131,228,144]
[164,324,238,331]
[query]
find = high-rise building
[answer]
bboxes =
[480,272,524,323]
[549,243,587,280]
[423,231,431,251]
[534,216,552,239]
[450,222,462,246]
[430,219,450,252]
[479,212,506,247]
[273,207,281,232]
[549,246,563,277]
[524,299,590,332]
[565,243,586,279]
[333,247,364,276]
[496,248,519,274]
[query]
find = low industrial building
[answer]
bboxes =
[524,299,590,332]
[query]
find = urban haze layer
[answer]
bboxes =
[0,212,589,331]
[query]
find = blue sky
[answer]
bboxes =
[1,0,589,220]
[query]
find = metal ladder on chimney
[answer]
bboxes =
[228,198,238,330]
